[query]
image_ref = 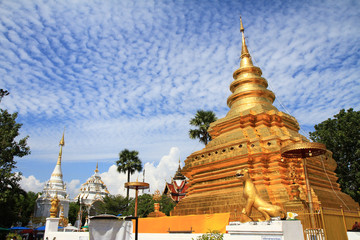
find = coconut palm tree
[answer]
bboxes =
[189,110,217,146]
[116,149,143,199]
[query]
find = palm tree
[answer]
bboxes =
[116,149,143,199]
[189,110,217,145]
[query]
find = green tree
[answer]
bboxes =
[97,195,130,216]
[189,110,217,145]
[309,108,360,202]
[0,187,25,228]
[0,90,30,228]
[68,201,80,225]
[116,149,143,199]
[0,89,9,103]
[159,194,176,216]
[127,194,154,217]
[16,191,38,227]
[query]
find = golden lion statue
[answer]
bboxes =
[236,168,286,221]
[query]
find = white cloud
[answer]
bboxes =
[142,147,180,193]
[100,147,181,197]
[66,179,81,199]
[19,175,45,193]
[99,164,128,197]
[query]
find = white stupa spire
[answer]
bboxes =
[34,129,70,220]
[49,129,65,184]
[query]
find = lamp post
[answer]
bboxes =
[281,142,326,229]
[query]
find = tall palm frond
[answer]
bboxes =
[189,110,217,145]
[116,149,143,199]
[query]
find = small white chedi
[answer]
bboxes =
[75,163,110,215]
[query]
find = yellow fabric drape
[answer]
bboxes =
[134,213,230,233]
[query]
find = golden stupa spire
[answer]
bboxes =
[56,128,65,165]
[224,17,277,117]
[59,128,65,146]
[239,16,254,67]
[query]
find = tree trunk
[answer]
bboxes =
[126,170,130,199]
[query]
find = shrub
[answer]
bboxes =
[193,230,224,240]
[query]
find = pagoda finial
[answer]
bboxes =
[59,127,65,146]
[239,16,253,67]
[240,16,245,32]
[95,162,99,173]
[56,129,65,165]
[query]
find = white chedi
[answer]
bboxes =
[34,132,70,220]
[74,163,110,213]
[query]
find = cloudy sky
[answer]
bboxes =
[1,0,359,199]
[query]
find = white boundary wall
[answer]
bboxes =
[44,218,89,240]
[44,231,89,240]
[46,217,360,240]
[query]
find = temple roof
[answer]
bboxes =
[173,160,186,180]
[163,160,188,202]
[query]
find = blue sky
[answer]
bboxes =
[1,0,359,198]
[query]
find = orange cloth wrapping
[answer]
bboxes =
[134,213,230,233]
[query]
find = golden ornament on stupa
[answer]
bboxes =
[59,205,69,227]
[148,189,166,218]
[153,190,162,202]
[171,17,359,222]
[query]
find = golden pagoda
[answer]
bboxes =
[171,18,359,220]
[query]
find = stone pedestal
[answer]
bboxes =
[45,217,60,232]
[225,220,304,240]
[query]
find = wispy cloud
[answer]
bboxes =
[2,0,359,193]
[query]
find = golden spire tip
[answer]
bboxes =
[239,16,253,67]
[59,127,65,146]
[240,16,244,32]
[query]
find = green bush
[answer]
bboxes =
[6,232,22,240]
[193,230,224,240]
